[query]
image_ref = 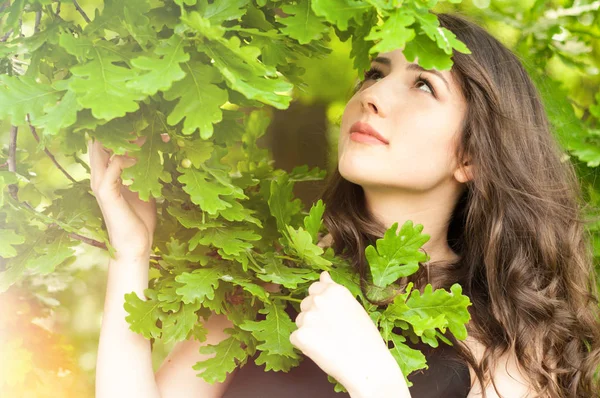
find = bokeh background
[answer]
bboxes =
[1,0,599,396]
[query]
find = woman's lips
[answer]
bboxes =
[349,121,389,144]
[350,132,388,145]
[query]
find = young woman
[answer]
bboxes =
[92,12,600,398]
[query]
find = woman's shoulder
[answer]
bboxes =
[317,232,334,249]
[461,335,536,396]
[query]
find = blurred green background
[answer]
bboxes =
[1,0,599,396]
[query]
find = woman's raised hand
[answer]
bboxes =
[88,137,157,259]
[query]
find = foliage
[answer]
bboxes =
[0,0,599,394]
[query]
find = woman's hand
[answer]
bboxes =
[290,271,386,384]
[88,136,157,259]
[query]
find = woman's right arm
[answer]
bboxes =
[97,252,239,398]
[90,137,240,397]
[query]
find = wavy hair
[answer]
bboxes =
[318,12,600,398]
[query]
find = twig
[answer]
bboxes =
[7,117,163,266]
[44,224,163,264]
[275,295,302,303]
[34,10,41,33]
[26,113,78,184]
[72,0,90,23]
[8,125,18,200]
[0,28,12,42]
[56,1,61,16]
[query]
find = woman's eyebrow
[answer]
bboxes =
[373,56,451,93]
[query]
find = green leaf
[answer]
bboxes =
[388,333,427,387]
[404,283,471,340]
[0,229,26,258]
[175,268,222,304]
[403,32,454,71]
[194,331,249,383]
[239,301,299,358]
[384,283,472,342]
[256,252,321,289]
[268,173,304,233]
[220,271,271,303]
[68,54,146,121]
[178,168,239,215]
[365,221,429,287]
[311,0,370,31]
[365,9,415,54]
[277,0,329,44]
[163,61,228,139]
[329,262,364,300]
[33,86,81,136]
[189,226,261,257]
[286,225,333,268]
[303,199,325,243]
[255,349,301,371]
[26,232,75,275]
[0,75,60,126]
[179,138,214,168]
[124,289,163,339]
[161,300,202,343]
[197,0,251,25]
[413,12,470,55]
[182,11,293,109]
[121,131,165,201]
[126,35,190,96]
[199,37,293,109]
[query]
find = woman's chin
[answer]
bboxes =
[338,165,380,187]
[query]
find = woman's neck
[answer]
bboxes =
[362,183,463,265]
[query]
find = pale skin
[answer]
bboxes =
[287,48,537,397]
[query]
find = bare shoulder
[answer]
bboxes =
[155,311,238,398]
[317,232,334,249]
[462,336,536,398]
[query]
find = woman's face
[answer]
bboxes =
[338,48,468,192]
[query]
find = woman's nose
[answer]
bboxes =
[360,92,386,118]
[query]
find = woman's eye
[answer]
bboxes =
[363,67,383,82]
[416,80,432,94]
[415,74,436,97]
[355,68,436,98]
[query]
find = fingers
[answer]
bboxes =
[295,310,315,328]
[124,135,146,157]
[320,271,333,283]
[130,135,146,147]
[308,281,328,296]
[88,139,112,191]
[300,295,314,312]
[97,154,137,199]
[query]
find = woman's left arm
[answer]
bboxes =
[289,271,411,398]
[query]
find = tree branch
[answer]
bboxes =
[6,118,162,266]
[72,0,90,23]
[26,114,78,184]
[8,125,18,200]
[34,10,42,33]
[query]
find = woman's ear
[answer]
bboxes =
[454,159,473,183]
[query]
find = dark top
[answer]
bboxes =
[223,302,471,397]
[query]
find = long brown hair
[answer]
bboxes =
[318,12,600,397]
